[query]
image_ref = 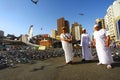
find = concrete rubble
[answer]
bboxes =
[0,48,120,70]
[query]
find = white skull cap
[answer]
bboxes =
[94,24,99,28]
[82,28,86,30]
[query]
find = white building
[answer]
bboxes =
[71,22,82,41]
[104,0,120,41]
[104,5,115,37]
[75,26,81,40]
[112,0,120,41]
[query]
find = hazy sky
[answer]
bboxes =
[0,0,114,37]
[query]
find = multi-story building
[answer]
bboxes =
[112,0,120,41]
[95,18,105,29]
[104,5,116,41]
[104,15,109,30]
[64,20,70,33]
[57,17,70,35]
[0,30,4,37]
[51,29,57,39]
[71,22,82,41]
[104,0,120,41]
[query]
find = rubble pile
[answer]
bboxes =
[0,48,120,70]
[0,48,64,69]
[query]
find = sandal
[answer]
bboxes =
[107,65,112,69]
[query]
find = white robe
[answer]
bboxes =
[60,33,73,63]
[93,29,113,64]
[81,33,93,60]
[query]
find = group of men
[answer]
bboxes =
[60,24,113,69]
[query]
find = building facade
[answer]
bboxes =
[0,30,4,37]
[104,0,120,41]
[113,0,120,41]
[71,22,82,41]
[57,17,70,35]
[95,18,105,29]
[51,29,57,39]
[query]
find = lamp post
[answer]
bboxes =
[31,0,39,4]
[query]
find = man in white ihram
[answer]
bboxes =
[80,28,93,62]
[93,24,114,69]
[60,27,73,64]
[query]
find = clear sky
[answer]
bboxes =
[0,0,115,37]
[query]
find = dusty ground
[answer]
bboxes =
[0,56,120,80]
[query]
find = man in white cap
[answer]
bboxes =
[93,24,114,69]
[80,28,93,62]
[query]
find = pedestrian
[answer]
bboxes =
[112,42,116,48]
[80,28,93,62]
[60,27,74,64]
[93,24,114,69]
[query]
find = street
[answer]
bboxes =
[0,56,120,80]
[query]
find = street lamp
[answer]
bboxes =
[31,0,39,4]
[78,13,84,16]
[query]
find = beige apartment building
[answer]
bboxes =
[104,0,120,42]
[71,22,82,41]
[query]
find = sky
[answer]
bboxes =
[0,0,115,37]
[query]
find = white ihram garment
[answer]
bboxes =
[60,33,73,63]
[81,33,93,60]
[93,29,113,64]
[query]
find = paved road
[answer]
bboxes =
[0,56,120,80]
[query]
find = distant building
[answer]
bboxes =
[95,18,105,29]
[71,22,82,41]
[64,20,70,33]
[40,34,50,38]
[0,30,4,37]
[57,17,70,35]
[51,29,57,39]
[39,40,51,48]
[20,34,28,43]
[56,35,60,40]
